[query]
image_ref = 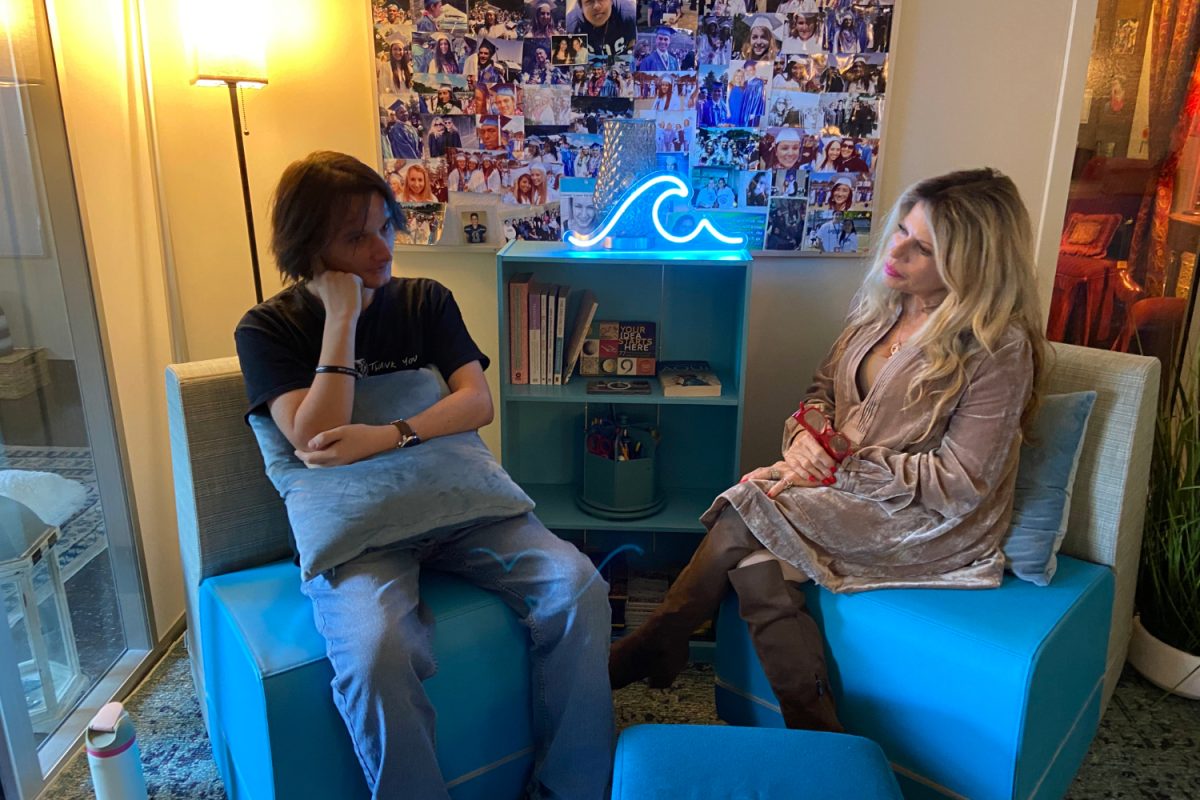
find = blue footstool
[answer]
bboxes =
[199,560,535,799]
[611,724,903,799]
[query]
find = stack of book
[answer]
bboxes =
[622,574,670,634]
[657,360,722,397]
[507,273,599,385]
[506,275,667,386]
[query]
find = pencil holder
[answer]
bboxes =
[577,424,664,520]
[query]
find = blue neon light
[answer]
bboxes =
[564,174,746,249]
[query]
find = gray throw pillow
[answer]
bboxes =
[1002,391,1097,586]
[248,368,534,580]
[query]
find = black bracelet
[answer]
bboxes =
[314,365,360,378]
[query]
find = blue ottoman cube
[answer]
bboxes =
[199,560,535,799]
[715,556,1114,800]
[611,724,903,799]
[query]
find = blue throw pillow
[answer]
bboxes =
[1002,391,1097,586]
[248,368,534,580]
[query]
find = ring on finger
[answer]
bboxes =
[769,468,780,480]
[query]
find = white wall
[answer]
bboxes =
[48,0,1098,642]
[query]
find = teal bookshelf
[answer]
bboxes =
[496,240,752,659]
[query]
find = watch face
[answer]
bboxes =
[392,419,415,447]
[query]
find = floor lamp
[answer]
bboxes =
[189,6,268,303]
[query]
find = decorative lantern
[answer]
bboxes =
[0,497,85,732]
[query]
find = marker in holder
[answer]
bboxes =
[577,413,664,520]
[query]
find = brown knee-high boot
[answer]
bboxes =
[609,507,760,690]
[727,560,844,733]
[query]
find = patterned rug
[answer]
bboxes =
[0,445,107,582]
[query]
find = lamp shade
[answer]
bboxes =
[185,0,268,87]
[0,0,44,85]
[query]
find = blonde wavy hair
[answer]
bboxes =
[846,168,1046,439]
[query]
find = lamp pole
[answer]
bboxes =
[226,80,264,304]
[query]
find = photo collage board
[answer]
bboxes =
[372,0,893,252]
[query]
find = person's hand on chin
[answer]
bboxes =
[308,268,367,321]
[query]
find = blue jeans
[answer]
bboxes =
[301,513,614,800]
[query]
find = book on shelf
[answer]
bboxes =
[527,283,545,385]
[544,286,557,386]
[617,321,657,376]
[623,573,670,633]
[581,320,657,377]
[507,281,611,386]
[586,379,652,395]
[562,290,598,384]
[579,320,609,377]
[623,600,660,631]
[627,574,669,602]
[553,285,568,385]
[540,286,552,386]
[658,360,722,397]
[507,273,533,385]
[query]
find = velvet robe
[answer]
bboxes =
[704,314,1034,593]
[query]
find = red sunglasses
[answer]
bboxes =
[791,403,853,484]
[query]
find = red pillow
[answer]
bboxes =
[1060,213,1122,258]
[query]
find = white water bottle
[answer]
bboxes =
[86,702,148,800]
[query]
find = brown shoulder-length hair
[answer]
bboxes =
[270,151,406,283]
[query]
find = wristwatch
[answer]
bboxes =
[390,418,422,448]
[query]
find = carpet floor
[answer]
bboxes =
[42,637,1199,798]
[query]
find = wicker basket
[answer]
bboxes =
[0,348,50,399]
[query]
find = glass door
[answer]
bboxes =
[1049,1,1199,393]
[0,0,152,795]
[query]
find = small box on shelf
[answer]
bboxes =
[0,348,49,400]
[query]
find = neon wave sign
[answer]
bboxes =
[564,173,746,249]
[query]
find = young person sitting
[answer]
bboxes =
[234,151,613,800]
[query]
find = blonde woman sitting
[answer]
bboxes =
[609,168,1047,734]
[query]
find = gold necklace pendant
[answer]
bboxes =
[888,340,901,358]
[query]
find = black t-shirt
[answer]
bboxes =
[566,0,636,55]
[234,277,489,418]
